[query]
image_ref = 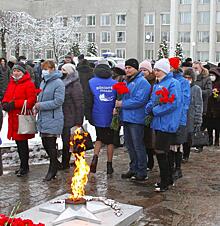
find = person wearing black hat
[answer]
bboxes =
[85,64,117,175]
[116,58,151,181]
[2,62,37,177]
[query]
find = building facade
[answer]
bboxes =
[1,0,220,62]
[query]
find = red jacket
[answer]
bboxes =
[2,72,37,140]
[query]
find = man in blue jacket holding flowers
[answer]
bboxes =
[145,58,181,192]
[115,58,151,181]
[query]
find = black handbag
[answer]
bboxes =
[191,131,209,147]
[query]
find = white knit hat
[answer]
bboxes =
[61,63,75,74]
[139,60,152,73]
[154,58,170,74]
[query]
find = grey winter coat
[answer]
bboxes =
[195,73,212,114]
[62,72,84,128]
[186,84,203,133]
[37,70,65,135]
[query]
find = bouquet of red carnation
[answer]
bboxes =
[145,87,175,126]
[0,214,45,225]
[111,82,129,131]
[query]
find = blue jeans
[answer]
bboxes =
[123,122,147,177]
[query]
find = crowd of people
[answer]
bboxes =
[0,54,219,192]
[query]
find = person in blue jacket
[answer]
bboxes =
[34,60,65,181]
[115,58,151,181]
[145,58,181,192]
[169,57,190,181]
[85,63,117,174]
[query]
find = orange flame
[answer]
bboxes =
[69,128,90,201]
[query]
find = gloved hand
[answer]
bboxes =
[2,102,15,112]
[194,124,201,132]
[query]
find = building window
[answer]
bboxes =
[216,52,220,62]
[116,48,126,58]
[101,31,111,43]
[62,17,68,27]
[199,0,210,3]
[198,12,210,24]
[145,31,154,42]
[161,13,170,25]
[178,32,191,42]
[116,14,126,26]
[145,50,154,60]
[45,49,54,59]
[116,31,126,42]
[197,51,209,61]
[87,15,96,26]
[198,31,209,42]
[217,32,220,42]
[161,31,170,42]
[100,14,111,26]
[217,12,220,23]
[73,16,81,24]
[183,50,190,58]
[179,12,191,24]
[144,13,154,25]
[75,32,82,42]
[87,32,96,42]
[100,49,111,56]
[180,0,191,4]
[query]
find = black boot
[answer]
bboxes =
[90,154,98,173]
[173,150,183,180]
[44,149,58,181]
[214,129,219,146]
[208,129,213,146]
[168,150,175,183]
[107,162,114,174]
[62,150,71,169]
[155,152,170,191]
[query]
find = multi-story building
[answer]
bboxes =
[1,0,170,61]
[170,0,220,62]
[2,0,220,62]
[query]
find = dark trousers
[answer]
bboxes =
[16,140,29,171]
[146,148,154,170]
[61,127,71,168]
[183,142,191,159]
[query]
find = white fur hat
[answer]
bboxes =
[154,58,170,74]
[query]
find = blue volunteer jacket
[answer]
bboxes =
[145,73,182,133]
[121,72,151,125]
[172,71,190,126]
[89,76,116,127]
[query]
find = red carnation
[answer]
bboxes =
[112,82,129,95]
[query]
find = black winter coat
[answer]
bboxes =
[77,63,93,96]
[62,72,84,128]
[0,65,10,100]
